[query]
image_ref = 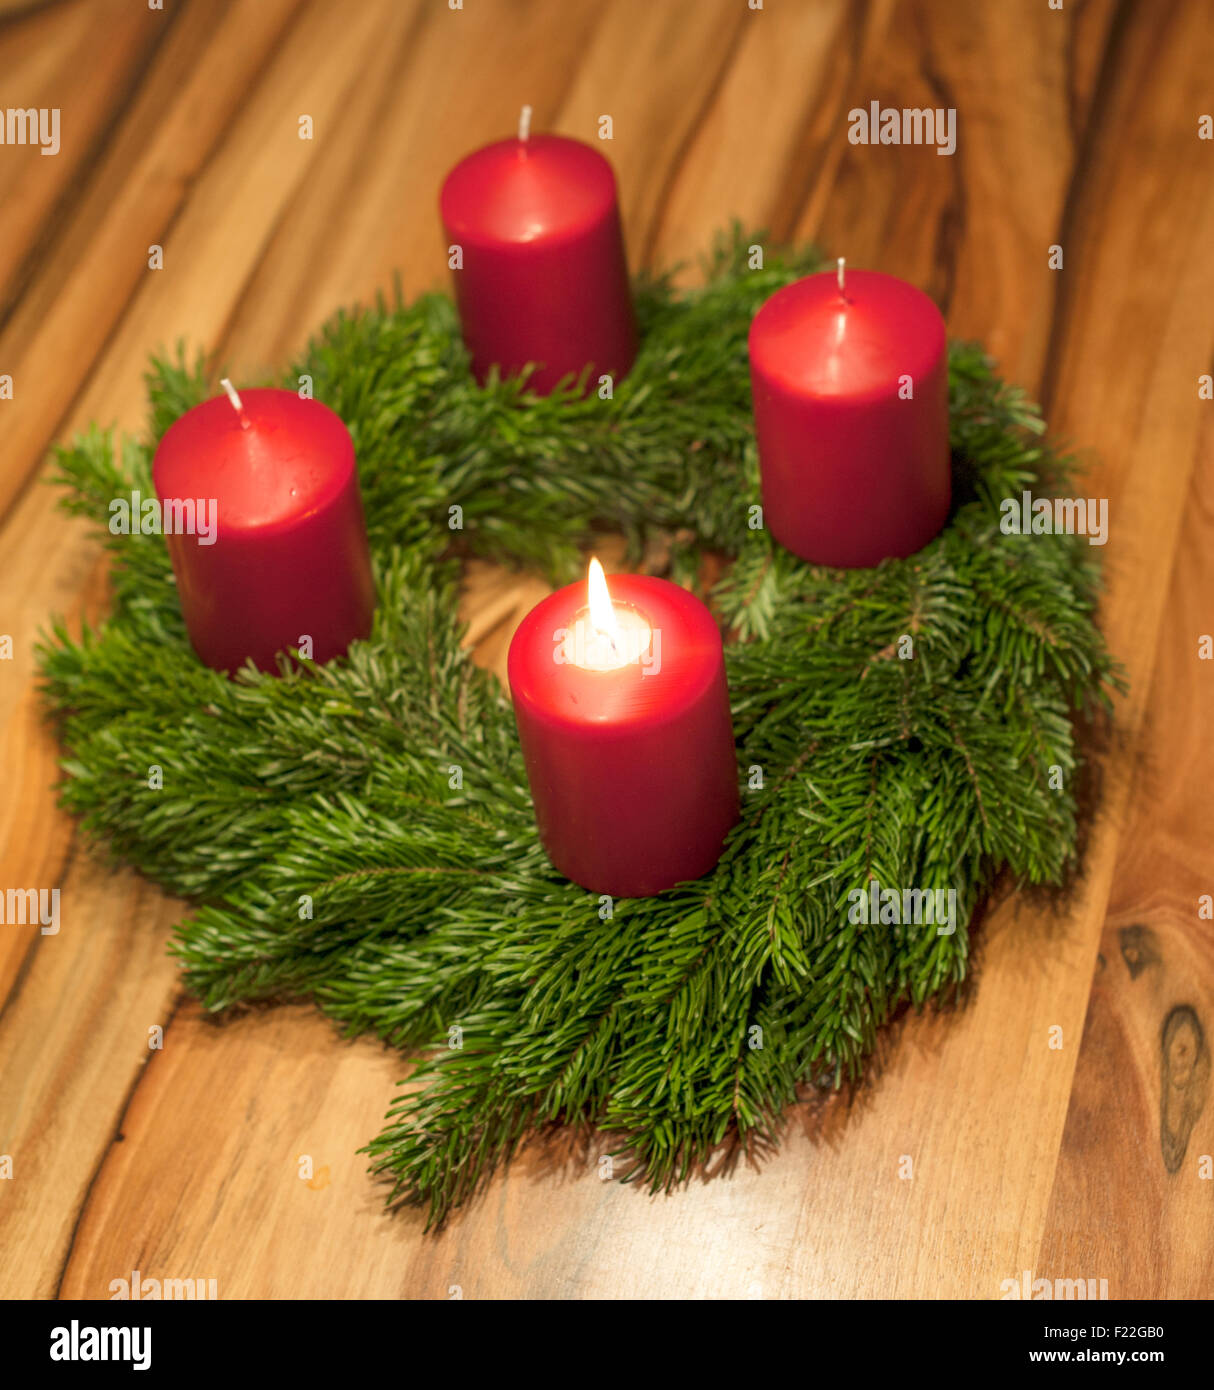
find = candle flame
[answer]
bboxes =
[587,557,620,641]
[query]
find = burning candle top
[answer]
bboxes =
[439,108,637,395]
[512,559,721,724]
[554,557,657,681]
[507,560,738,897]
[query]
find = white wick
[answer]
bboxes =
[220,377,250,428]
[837,256,846,293]
[518,104,532,143]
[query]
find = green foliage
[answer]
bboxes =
[38,230,1121,1225]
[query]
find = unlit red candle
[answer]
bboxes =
[748,263,951,568]
[440,113,637,395]
[152,385,376,674]
[507,561,738,898]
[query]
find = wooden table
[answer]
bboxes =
[1,0,1211,1300]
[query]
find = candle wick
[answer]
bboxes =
[220,377,251,429]
[518,104,532,144]
[591,619,622,662]
[837,256,846,294]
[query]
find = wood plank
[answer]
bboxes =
[1036,427,1214,1297]
[0,0,306,519]
[217,0,604,368]
[648,0,854,278]
[0,0,162,325]
[59,0,406,440]
[804,0,1120,383]
[0,858,182,1299]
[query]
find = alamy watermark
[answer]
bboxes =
[847,879,956,935]
[1000,491,1108,546]
[0,106,60,155]
[109,1270,218,1300]
[0,887,59,935]
[848,102,956,156]
[552,622,662,675]
[50,1322,151,1370]
[109,490,217,546]
[1001,1270,1109,1300]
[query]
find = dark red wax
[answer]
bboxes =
[152,388,376,674]
[749,269,950,567]
[440,133,637,395]
[507,574,738,898]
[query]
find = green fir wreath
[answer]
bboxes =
[38,231,1121,1225]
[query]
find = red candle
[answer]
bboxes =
[507,561,738,897]
[439,108,637,395]
[748,261,950,568]
[152,383,376,674]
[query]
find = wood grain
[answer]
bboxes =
[1,0,1211,1299]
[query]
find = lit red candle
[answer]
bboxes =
[152,383,376,674]
[507,561,738,897]
[748,261,950,568]
[439,107,637,395]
